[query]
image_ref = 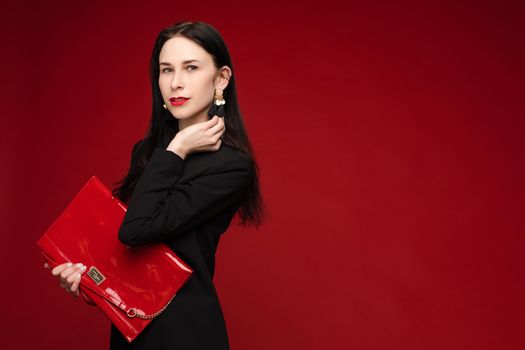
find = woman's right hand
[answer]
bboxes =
[45,262,86,297]
[167,115,225,159]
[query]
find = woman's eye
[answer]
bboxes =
[161,66,196,73]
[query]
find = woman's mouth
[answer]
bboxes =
[169,97,190,106]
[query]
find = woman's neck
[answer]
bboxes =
[177,111,208,131]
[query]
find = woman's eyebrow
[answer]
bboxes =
[159,59,201,66]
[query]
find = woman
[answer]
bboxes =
[43,20,264,349]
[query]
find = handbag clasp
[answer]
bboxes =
[87,266,106,285]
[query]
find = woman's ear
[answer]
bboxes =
[215,66,232,90]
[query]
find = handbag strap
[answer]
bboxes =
[42,252,175,319]
[80,278,177,319]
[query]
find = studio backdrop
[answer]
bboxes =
[1,1,524,349]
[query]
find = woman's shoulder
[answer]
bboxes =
[215,143,250,163]
[130,138,145,160]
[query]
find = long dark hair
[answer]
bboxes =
[112,21,264,228]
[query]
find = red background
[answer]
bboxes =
[2,1,524,349]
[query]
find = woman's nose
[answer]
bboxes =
[170,71,184,90]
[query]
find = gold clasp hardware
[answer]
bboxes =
[87,266,106,285]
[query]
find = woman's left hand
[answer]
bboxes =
[44,262,86,297]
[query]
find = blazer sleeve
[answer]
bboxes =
[118,147,252,247]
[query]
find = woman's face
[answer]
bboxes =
[158,35,228,124]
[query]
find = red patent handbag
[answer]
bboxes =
[36,175,193,343]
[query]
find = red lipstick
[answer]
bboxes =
[169,97,190,106]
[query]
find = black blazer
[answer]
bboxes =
[109,140,252,350]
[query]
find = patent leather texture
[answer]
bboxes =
[36,176,193,343]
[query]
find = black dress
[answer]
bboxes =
[108,139,252,350]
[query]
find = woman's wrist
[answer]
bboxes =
[167,144,188,160]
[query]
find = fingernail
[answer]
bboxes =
[76,263,83,267]
[80,265,87,272]
[66,262,73,267]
